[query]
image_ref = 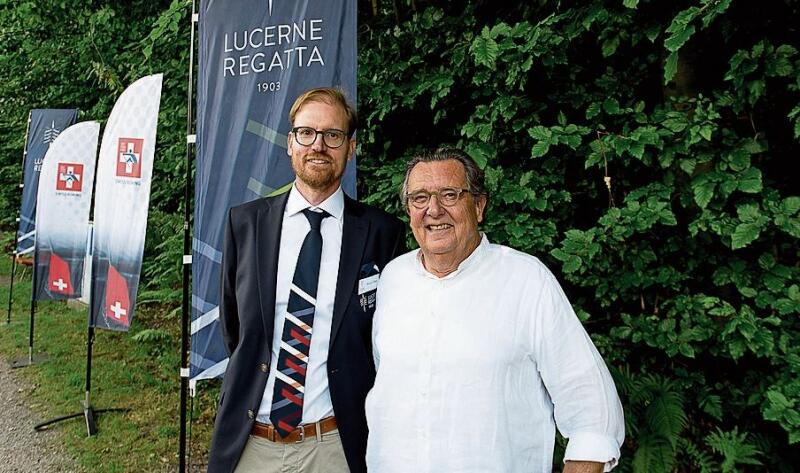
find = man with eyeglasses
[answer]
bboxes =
[365,148,624,473]
[208,88,405,473]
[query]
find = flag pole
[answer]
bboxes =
[10,244,47,368]
[33,275,127,435]
[6,111,33,326]
[180,1,198,471]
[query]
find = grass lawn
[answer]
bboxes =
[0,250,219,472]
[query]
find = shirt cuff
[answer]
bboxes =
[563,432,621,471]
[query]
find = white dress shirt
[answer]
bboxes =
[366,235,624,472]
[257,184,344,424]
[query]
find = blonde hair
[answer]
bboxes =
[288,87,358,136]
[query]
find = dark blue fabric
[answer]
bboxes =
[16,109,78,254]
[191,0,357,380]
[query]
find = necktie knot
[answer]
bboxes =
[303,208,328,231]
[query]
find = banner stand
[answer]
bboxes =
[179,2,199,471]
[9,299,48,368]
[6,257,18,325]
[6,111,32,326]
[34,309,128,435]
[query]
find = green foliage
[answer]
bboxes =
[706,427,763,472]
[132,328,171,344]
[357,1,800,471]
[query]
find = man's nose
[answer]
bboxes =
[426,195,445,216]
[310,133,327,152]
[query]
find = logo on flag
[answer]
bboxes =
[116,138,143,178]
[105,264,131,327]
[56,162,84,192]
[48,253,73,296]
[43,120,62,144]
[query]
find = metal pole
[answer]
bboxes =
[7,111,33,325]
[83,324,97,436]
[7,256,17,324]
[180,1,199,471]
[27,299,35,363]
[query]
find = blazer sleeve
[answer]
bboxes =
[219,208,240,355]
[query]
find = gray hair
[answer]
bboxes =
[400,147,488,207]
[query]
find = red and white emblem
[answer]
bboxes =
[56,163,83,192]
[105,264,130,327]
[116,137,143,178]
[48,253,73,296]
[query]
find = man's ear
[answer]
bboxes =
[286,132,293,156]
[475,195,487,223]
[347,136,357,162]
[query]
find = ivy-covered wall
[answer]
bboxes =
[1,1,798,471]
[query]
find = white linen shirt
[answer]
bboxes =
[366,235,624,472]
[256,184,343,424]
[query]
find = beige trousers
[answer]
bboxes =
[233,428,349,473]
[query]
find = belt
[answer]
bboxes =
[251,416,337,443]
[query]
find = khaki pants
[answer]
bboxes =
[233,428,349,473]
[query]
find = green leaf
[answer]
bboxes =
[731,223,762,249]
[586,102,602,119]
[603,98,620,115]
[623,0,639,8]
[528,126,551,142]
[664,51,679,84]
[531,141,550,158]
[489,23,512,38]
[680,158,697,174]
[737,167,763,193]
[693,179,715,209]
[470,33,499,68]
[665,24,696,52]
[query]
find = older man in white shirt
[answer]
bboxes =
[366,148,624,473]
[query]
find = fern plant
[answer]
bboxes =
[706,427,763,472]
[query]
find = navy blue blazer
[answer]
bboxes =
[208,191,405,473]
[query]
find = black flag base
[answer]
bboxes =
[34,394,128,437]
[10,349,48,369]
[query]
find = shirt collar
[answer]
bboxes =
[415,233,489,280]
[285,183,344,220]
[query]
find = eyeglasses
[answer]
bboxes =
[406,187,472,209]
[291,126,348,149]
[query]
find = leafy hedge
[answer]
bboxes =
[1,1,798,471]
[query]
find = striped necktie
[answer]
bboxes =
[269,208,328,437]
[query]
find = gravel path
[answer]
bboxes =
[0,357,83,473]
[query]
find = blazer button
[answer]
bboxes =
[247,409,254,419]
[260,363,268,373]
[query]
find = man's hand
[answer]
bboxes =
[563,460,605,473]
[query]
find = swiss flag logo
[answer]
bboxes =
[116,138,143,178]
[56,163,83,192]
[48,253,73,296]
[105,264,130,327]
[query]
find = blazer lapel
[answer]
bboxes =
[330,197,368,346]
[256,192,290,346]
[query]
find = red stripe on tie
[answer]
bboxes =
[282,388,304,407]
[277,419,297,433]
[286,357,307,376]
[290,328,311,347]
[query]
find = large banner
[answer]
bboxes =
[33,121,99,301]
[191,0,357,381]
[90,75,163,331]
[16,109,79,257]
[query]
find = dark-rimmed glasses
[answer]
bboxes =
[291,126,348,148]
[406,187,472,209]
